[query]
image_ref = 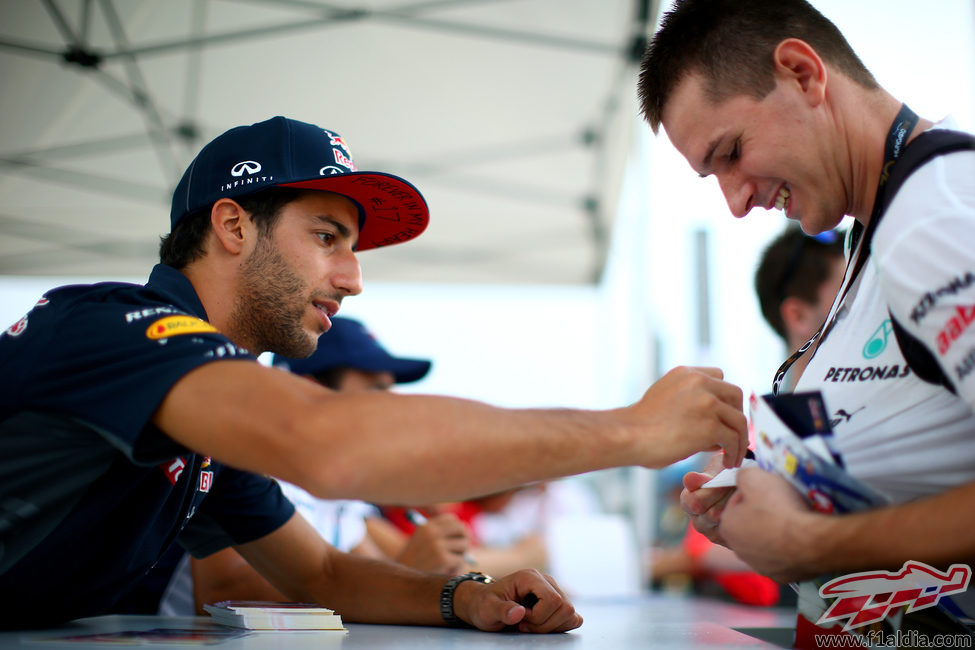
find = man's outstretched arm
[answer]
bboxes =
[154,362,747,504]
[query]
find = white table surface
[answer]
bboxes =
[1,594,796,649]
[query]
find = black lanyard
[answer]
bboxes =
[771,105,920,395]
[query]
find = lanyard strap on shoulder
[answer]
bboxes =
[772,105,918,395]
[773,118,975,395]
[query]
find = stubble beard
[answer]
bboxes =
[230,235,317,359]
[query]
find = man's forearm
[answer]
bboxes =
[298,391,632,503]
[160,362,746,505]
[237,520,448,626]
[288,366,747,503]
[799,480,975,575]
[310,552,447,626]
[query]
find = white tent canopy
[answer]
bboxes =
[0,0,654,284]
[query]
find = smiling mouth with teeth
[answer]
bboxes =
[774,185,791,211]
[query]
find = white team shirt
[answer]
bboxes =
[794,128,975,505]
[277,482,372,552]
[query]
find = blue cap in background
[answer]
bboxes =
[273,316,432,384]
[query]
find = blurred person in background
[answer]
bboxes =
[754,225,846,390]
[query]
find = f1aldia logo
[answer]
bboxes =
[231,160,262,177]
[817,560,971,630]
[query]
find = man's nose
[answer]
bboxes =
[717,171,755,219]
[333,250,363,297]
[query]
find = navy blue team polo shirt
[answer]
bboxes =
[0,264,295,627]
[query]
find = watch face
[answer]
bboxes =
[470,571,494,583]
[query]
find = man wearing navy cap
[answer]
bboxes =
[0,116,748,630]
[276,316,433,389]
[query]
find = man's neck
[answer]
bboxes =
[843,89,933,225]
[181,261,240,345]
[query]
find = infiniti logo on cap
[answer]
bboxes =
[231,161,262,176]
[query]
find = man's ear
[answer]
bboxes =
[772,38,827,106]
[780,295,817,343]
[209,198,250,255]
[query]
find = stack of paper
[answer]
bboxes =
[728,391,971,648]
[704,390,888,513]
[203,601,346,630]
[746,391,887,514]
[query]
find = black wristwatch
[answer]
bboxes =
[440,571,495,626]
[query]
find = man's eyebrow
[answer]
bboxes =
[699,136,721,178]
[314,215,359,249]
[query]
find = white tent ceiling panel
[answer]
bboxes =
[0,0,648,282]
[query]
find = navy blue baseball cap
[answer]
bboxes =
[273,316,432,384]
[170,116,429,251]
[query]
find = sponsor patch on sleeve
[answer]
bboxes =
[146,315,218,340]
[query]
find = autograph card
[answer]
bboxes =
[701,459,758,488]
[748,391,887,514]
[761,391,844,466]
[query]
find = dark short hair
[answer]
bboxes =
[159,187,311,268]
[754,225,845,341]
[637,0,878,133]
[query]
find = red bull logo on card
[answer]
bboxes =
[817,561,971,630]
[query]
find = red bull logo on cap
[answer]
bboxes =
[333,149,356,172]
[322,128,357,171]
[325,131,350,153]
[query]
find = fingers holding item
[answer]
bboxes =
[681,470,714,495]
[719,470,757,553]
[423,513,469,539]
[728,466,808,513]
[471,569,582,634]
[415,514,470,550]
[716,467,813,582]
[398,515,472,573]
[707,380,747,466]
[698,368,744,411]
[440,532,471,555]
[519,598,582,633]
[514,574,582,633]
[652,367,747,467]
[680,473,733,514]
[668,366,741,410]
[677,407,746,469]
[700,452,729,476]
[689,390,747,467]
[684,489,732,532]
[716,404,749,467]
[680,469,735,545]
[425,515,471,572]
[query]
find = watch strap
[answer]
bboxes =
[440,571,494,626]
